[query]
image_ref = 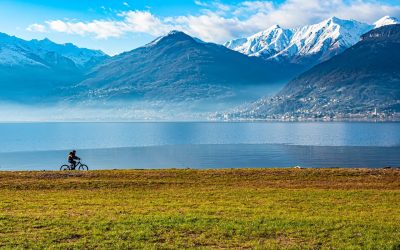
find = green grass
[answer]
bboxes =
[0,168,399,249]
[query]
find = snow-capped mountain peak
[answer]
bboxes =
[224,24,292,58]
[374,16,399,28]
[225,16,396,65]
[282,17,371,57]
[145,30,205,48]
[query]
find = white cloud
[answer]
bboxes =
[172,13,245,42]
[26,23,46,33]
[46,19,125,39]
[42,11,174,39]
[122,11,174,35]
[123,2,130,7]
[27,0,400,43]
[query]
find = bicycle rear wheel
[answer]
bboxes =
[60,165,70,171]
[78,164,89,171]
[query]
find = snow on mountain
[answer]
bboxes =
[0,32,109,102]
[272,17,371,63]
[29,38,107,69]
[0,46,47,67]
[225,25,293,58]
[0,33,41,66]
[374,16,399,28]
[0,32,107,69]
[225,16,398,65]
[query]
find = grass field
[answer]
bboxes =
[0,168,399,249]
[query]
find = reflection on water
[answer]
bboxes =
[1,144,399,171]
[0,122,399,153]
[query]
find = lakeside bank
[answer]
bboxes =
[0,168,399,248]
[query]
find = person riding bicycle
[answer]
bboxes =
[68,150,80,170]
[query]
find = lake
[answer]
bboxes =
[0,122,399,170]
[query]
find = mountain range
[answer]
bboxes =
[69,31,300,108]
[0,33,108,102]
[223,24,400,121]
[0,16,398,120]
[225,16,399,66]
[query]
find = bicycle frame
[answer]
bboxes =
[70,161,82,169]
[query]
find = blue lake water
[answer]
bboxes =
[0,122,399,170]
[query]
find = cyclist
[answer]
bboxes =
[68,150,80,170]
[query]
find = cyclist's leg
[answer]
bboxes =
[69,160,76,170]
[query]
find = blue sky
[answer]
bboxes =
[0,0,399,55]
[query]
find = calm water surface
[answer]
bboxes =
[0,122,399,170]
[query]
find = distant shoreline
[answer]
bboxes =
[212,117,400,122]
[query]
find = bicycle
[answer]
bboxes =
[60,160,89,171]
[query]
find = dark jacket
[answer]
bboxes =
[68,152,80,162]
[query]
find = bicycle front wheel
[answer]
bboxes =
[60,165,70,171]
[78,164,89,171]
